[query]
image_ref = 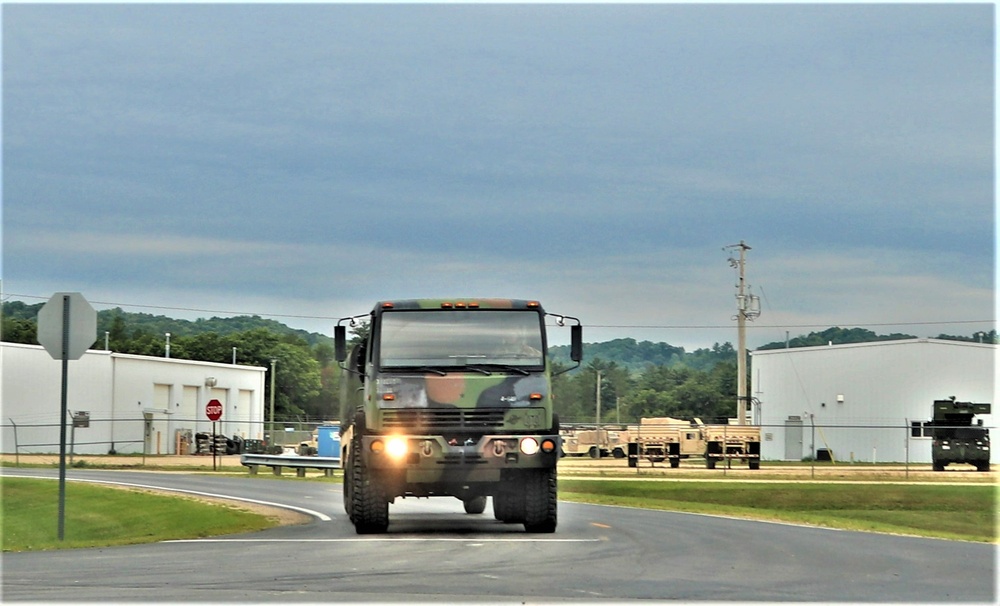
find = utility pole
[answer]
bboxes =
[269,359,277,447]
[595,370,602,428]
[725,241,760,425]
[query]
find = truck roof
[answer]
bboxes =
[373,299,545,312]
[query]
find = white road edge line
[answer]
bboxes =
[166,538,603,543]
[3,473,331,522]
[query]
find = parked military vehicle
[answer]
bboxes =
[561,425,629,458]
[627,417,700,468]
[702,422,761,469]
[335,299,582,534]
[929,397,991,472]
[628,417,761,469]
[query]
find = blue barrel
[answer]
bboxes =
[317,425,341,457]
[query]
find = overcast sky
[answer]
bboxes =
[2,3,995,351]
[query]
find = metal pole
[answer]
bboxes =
[736,242,748,426]
[58,295,70,541]
[269,359,277,449]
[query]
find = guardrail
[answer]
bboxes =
[240,453,340,477]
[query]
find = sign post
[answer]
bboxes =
[37,292,97,541]
[206,399,223,471]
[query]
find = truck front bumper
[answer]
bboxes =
[360,433,560,482]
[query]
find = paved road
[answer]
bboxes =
[2,469,995,602]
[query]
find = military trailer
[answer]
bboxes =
[335,299,582,534]
[928,397,991,472]
[628,417,701,468]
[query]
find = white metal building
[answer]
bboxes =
[750,339,996,464]
[1,342,267,455]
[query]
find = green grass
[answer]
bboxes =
[560,479,998,542]
[1,478,280,552]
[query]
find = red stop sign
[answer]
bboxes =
[205,399,223,421]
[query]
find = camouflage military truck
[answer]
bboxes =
[929,397,991,472]
[701,421,761,469]
[627,417,701,468]
[335,299,582,534]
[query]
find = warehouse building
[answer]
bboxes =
[1,342,267,455]
[750,339,996,464]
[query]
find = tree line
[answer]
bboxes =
[3,300,993,426]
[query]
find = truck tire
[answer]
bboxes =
[523,468,557,533]
[589,446,600,459]
[352,438,389,534]
[493,473,525,523]
[343,447,355,521]
[975,461,990,472]
[463,496,487,514]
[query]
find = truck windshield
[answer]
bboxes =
[378,310,544,369]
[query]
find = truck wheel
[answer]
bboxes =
[343,448,355,521]
[523,468,557,533]
[493,476,524,523]
[352,443,389,534]
[463,496,487,514]
[589,447,601,459]
[976,461,990,472]
[613,448,626,459]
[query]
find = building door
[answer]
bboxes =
[784,417,803,461]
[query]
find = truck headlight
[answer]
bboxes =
[386,437,408,459]
[520,437,540,455]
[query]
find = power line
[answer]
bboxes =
[1,292,992,331]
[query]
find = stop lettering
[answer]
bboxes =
[205,399,223,421]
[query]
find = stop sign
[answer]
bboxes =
[205,399,223,421]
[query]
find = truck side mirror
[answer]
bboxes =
[570,324,583,362]
[334,325,347,362]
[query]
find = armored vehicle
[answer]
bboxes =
[929,397,990,472]
[335,299,582,534]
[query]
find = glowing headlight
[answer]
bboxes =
[520,437,540,456]
[386,437,408,459]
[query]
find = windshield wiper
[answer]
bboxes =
[470,364,530,376]
[385,366,448,376]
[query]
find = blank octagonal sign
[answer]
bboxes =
[37,292,97,360]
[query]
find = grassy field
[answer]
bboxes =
[560,479,997,543]
[1,477,280,552]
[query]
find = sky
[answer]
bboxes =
[2,3,996,352]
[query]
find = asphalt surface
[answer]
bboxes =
[1,468,996,603]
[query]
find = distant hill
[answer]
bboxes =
[1,301,332,347]
[549,338,735,372]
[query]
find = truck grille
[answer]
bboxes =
[380,408,508,430]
